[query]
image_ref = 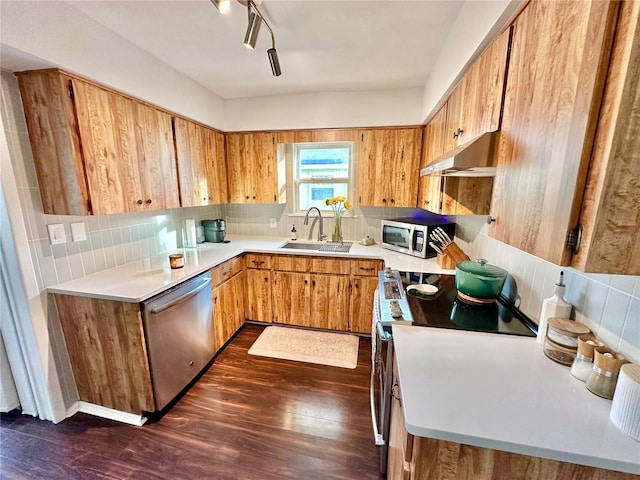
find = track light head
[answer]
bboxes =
[268,48,281,76]
[210,0,230,14]
[243,11,261,49]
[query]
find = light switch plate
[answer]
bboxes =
[47,223,66,245]
[71,222,87,242]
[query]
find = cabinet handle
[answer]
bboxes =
[146,199,152,205]
[424,200,430,205]
[390,198,395,204]
[312,280,316,287]
[382,198,387,203]
[245,195,250,200]
[453,128,464,139]
[252,260,265,265]
[304,279,308,284]
[223,269,231,276]
[359,267,375,272]
[252,195,256,200]
[203,197,207,201]
[136,199,143,205]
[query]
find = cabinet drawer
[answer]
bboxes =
[272,255,351,275]
[245,254,272,270]
[211,256,244,286]
[350,259,384,276]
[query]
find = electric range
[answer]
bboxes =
[376,269,537,337]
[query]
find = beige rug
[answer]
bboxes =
[248,326,359,369]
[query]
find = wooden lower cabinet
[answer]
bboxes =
[53,294,155,414]
[245,267,272,322]
[272,271,349,331]
[349,276,379,334]
[388,360,636,480]
[212,270,245,350]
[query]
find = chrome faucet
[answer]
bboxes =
[304,207,326,241]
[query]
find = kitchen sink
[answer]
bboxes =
[279,242,323,250]
[279,241,353,253]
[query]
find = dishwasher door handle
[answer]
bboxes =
[149,277,212,314]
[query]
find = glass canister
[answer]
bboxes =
[570,335,603,381]
[586,347,627,399]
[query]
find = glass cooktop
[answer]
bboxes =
[398,271,537,337]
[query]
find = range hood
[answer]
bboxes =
[420,131,498,177]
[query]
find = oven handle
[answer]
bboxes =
[370,368,386,446]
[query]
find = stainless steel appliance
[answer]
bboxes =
[202,219,226,243]
[370,269,536,475]
[142,272,214,411]
[381,218,456,258]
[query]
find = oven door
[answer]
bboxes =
[370,290,394,475]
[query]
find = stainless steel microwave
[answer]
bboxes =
[380,218,456,258]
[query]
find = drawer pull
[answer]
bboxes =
[252,260,265,265]
[359,267,375,271]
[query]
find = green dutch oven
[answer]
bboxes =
[455,259,508,300]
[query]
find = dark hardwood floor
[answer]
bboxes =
[0,324,382,480]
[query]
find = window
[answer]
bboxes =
[294,142,353,212]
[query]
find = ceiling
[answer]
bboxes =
[1,0,466,100]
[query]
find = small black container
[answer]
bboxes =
[202,219,226,243]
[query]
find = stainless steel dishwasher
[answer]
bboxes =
[141,271,214,411]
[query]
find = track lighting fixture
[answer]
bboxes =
[243,0,282,76]
[243,11,262,49]
[210,0,230,14]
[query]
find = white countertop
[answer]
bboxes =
[392,325,640,474]
[48,235,453,302]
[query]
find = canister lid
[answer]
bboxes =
[577,334,603,357]
[547,317,591,337]
[593,347,627,373]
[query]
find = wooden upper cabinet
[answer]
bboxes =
[226,131,286,204]
[294,129,359,143]
[356,127,422,207]
[174,117,227,207]
[17,69,180,215]
[489,0,619,266]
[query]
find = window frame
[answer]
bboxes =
[293,141,355,214]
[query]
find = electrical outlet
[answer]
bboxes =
[270,218,277,228]
[71,222,87,242]
[47,223,66,245]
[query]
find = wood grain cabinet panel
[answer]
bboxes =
[245,265,273,322]
[350,259,384,277]
[357,127,422,207]
[226,131,286,204]
[489,0,620,266]
[349,276,379,334]
[16,69,180,215]
[53,294,155,414]
[211,256,244,287]
[174,117,227,207]
[212,270,245,350]
[294,129,359,143]
[271,255,351,275]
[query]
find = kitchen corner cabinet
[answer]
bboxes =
[16,69,180,215]
[387,358,635,480]
[245,253,273,322]
[52,294,154,414]
[225,132,286,204]
[488,0,624,269]
[211,257,245,350]
[357,127,423,207]
[174,117,228,207]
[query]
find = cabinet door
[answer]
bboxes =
[204,126,228,205]
[357,128,422,207]
[422,105,448,166]
[225,132,284,204]
[489,0,618,265]
[272,272,311,326]
[17,71,91,216]
[443,84,464,152]
[417,175,443,212]
[349,276,379,334]
[458,27,511,145]
[245,268,272,322]
[174,117,209,207]
[309,274,350,331]
[132,101,180,210]
[72,79,145,214]
[213,271,245,350]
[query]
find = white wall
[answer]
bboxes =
[223,88,424,131]
[0,0,225,130]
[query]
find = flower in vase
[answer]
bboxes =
[324,196,352,242]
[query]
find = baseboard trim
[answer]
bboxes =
[67,401,147,426]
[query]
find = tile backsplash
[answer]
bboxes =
[455,215,639,363]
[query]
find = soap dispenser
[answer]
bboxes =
[537,271,572,344]
[291,224,297,241]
